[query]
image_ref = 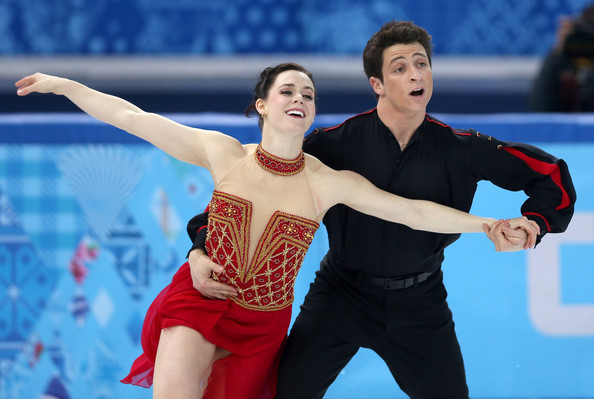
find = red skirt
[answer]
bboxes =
[121,262,292,399]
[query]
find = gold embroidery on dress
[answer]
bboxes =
[254,144,305,176]
[206,191,318,311]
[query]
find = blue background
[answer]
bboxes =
[0,0,590,55]
[0,113,593,399]
[3,0,594,116]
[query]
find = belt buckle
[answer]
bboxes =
[383,275,417,290]
[384,277,404,290]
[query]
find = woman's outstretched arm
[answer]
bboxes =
[15,73,241,173]
[316,167,539,249]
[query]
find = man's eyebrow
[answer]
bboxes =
[388,53,428,65]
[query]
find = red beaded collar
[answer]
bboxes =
[255,144,305,176]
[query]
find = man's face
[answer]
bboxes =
[371,42,433,114]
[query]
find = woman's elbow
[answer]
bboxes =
[119,109,148,132]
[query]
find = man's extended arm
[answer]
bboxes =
[471,131,577,245]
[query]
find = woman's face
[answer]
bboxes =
[258,70,316,135]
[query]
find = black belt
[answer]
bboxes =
[359,271,433,290]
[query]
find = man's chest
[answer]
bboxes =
[346,140,455,202]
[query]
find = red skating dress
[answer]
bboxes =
[122,144,319,398]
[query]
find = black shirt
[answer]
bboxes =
[188,109,576,278]
[302,109,576,277]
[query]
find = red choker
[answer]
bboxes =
[255,144,305,176]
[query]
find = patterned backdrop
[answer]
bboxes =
[0,114,264,398]
[1,113,594,398]
[0,142,203,399]
[0,0,592,56]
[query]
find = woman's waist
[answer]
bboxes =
[213,267,298,312]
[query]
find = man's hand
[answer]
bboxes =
[507,217,540,249]
[188,248,237,300]
[483,217,540,252]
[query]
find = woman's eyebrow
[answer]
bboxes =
[279,83,314,92]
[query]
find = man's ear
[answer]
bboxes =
[370,77,384,96]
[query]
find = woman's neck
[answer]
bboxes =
[260,132,304,159]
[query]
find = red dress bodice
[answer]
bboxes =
[207,190,319,311]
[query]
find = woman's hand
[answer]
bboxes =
[16,73,68,96]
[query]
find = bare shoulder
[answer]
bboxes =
[313,155,362,180]
[200,132,248,183]
[305,154,361,184]
[304,153,332,174]
[243,142,259,155]
[304,153,336,183]
[225,135,248,157]
[206,132,246,160]
[304,154,358,215]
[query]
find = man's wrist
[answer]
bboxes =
[186,224,208,259]
[189,247,205,258]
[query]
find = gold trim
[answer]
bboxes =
[207,190,319,311]
[254,144,305,176]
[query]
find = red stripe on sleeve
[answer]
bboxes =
[523,212,551,232]
[503,147,570,210]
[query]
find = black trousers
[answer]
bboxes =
[276,266,469,399]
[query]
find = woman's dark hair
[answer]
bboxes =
[363,21,433,86]
[245,63,315,130]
